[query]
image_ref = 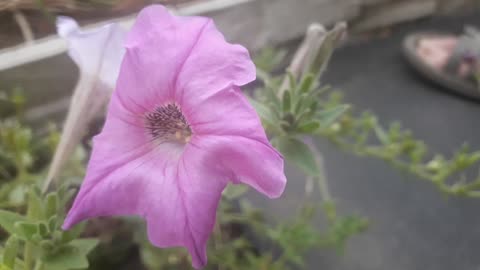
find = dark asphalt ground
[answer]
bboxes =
[253,10,480,270]
[314,11,480,270]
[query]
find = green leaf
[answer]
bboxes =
[48,216,58,233]
[60,223,86,244]
[222,185,249,200]
[2,236,19,268]
[293,94,306,115]
[297,122,320,133]
[248,98,277,127]
[42,239,98,270]
[27,187,44,220]
[62,189,77,208]
[253,47,287,73]
[56,184,67,203]
[328,215,369,253]
[45,193,58,219]
[282,91,291,112]
[39,240,55,253]
[14,222,38,241]
[0,264,12,270]
[373,125,389,145]
[317,105,349,128]
[299,74,315,94]
[38,222,48,238]
[308,100,318,115]
[70,238,99,255]
[8,184,27,206]
[274,136,320,176]
[287,71,296,92]
[0,210,26,234]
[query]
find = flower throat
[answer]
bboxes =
[144,104,192,144]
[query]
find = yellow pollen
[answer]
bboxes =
[175,131,182,140]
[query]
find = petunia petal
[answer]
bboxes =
[191,134,286,199]
[118,5,255,114]
[184,86,286,197]
[64,92,228,269]
[119,5,209,113]
[57,16,126,90]
[146,142,228,268]
[186,86,267,141]
[62,92,159,227]
[175,18,256,108]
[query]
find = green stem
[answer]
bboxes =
[322,132,480,198]
[23,243,34,270]
[24,184,37,270]
[33,260,43,270]
[315,157,332,202]
[304,138,332,202]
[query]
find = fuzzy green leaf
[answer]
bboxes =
[27,187,44,220]
[60,223,86,244]
[42,238,98,270]
[298,122,321,133]
[248,98,277,127]
[14,222,38,241]
[274,136,320,176]
[373,125,390,145]
[38,222,48,238]
[317,105,349,128]
[48,216,58,233]
[0,264,11,270]
[282,91,292,112]
[0,210,26,234]
[2,236,19,268]
[299,74,315,94]
[45,193,59,219]
[287,71,296,92]
[222,185,249,200]
[8,185,27,206]
[40,240,55,253]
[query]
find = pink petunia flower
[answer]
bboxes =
[63,5,286,269]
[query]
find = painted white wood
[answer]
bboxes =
[0,0,255,72]
[0,0,474,72]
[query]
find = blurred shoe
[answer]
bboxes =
[403,26,480,101]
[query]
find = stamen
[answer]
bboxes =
[144,104,192,144]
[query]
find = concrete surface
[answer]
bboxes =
[312,10,480,270]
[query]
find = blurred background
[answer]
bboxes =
[1,0,479,115]
[2,0,480,270]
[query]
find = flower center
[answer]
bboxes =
[144,103,192,144]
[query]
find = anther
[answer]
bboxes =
[144,104,192,144]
